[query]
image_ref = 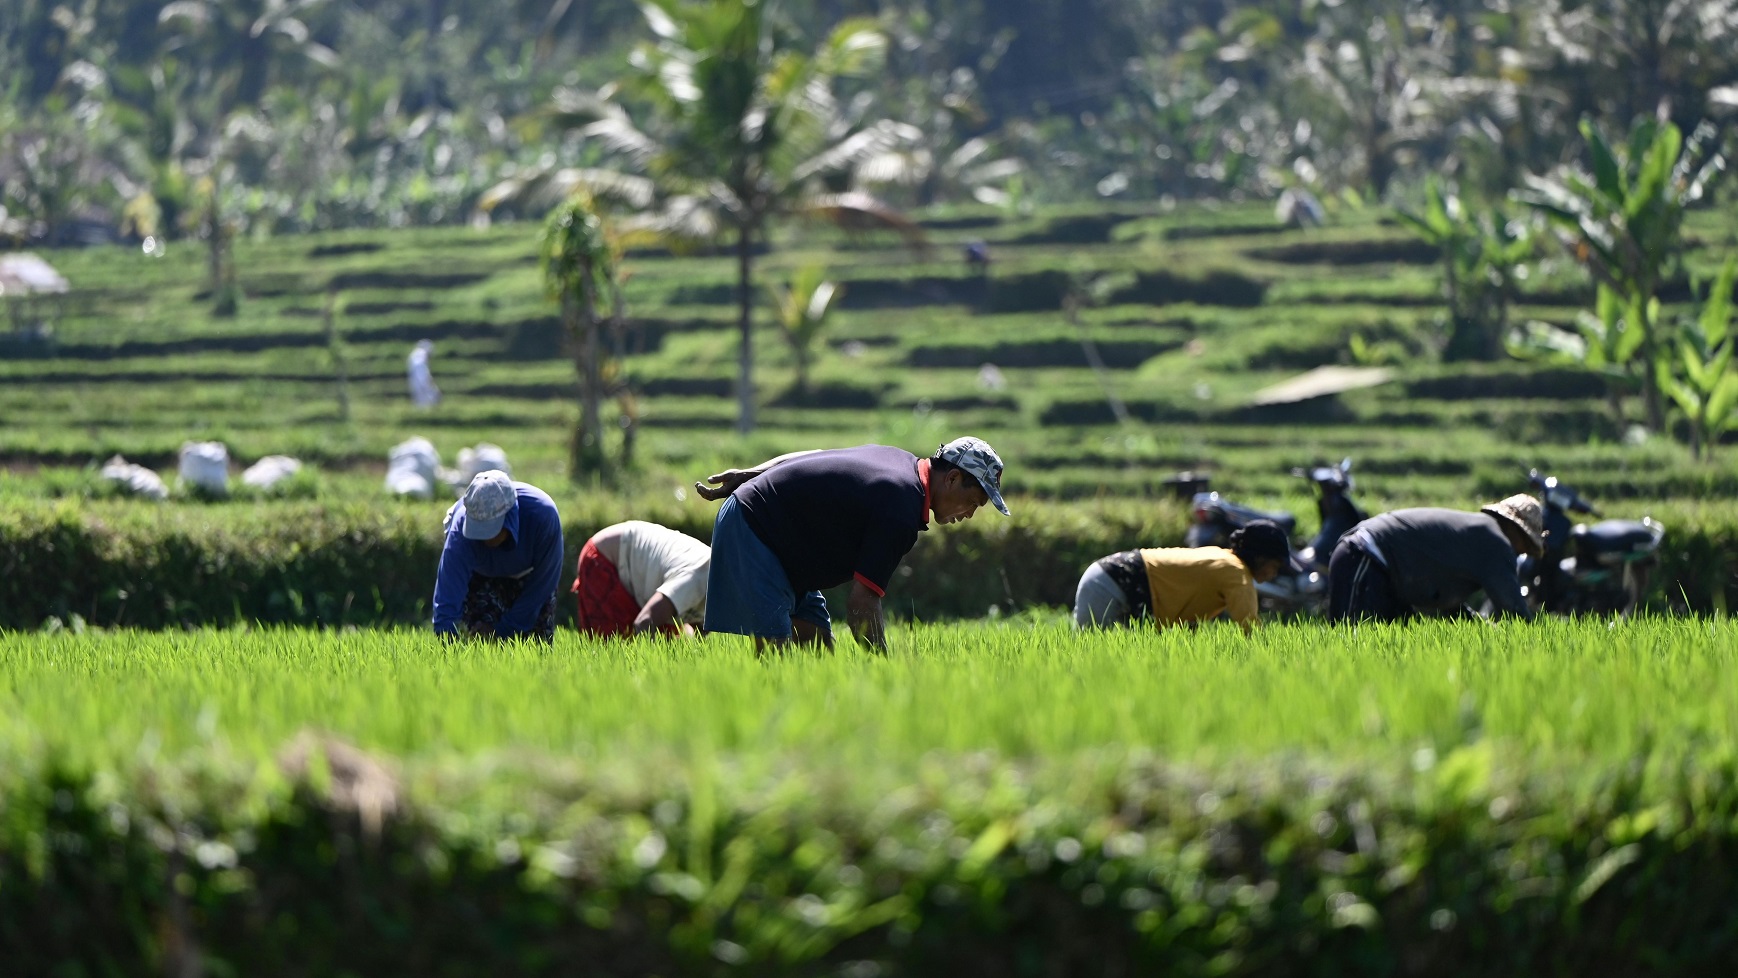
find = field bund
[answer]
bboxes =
[4,620,1737,974]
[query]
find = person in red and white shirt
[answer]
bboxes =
[573,521,710,637]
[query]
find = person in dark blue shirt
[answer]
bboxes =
[694,438,1009,652]
[432,471,564,641]
[1327,496,1541,623]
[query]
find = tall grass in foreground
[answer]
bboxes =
[2,618,1733,781]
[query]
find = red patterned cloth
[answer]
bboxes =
[572,539,642,637]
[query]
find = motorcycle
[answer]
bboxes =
[1185,459,1370,614]
[1519,469,1665,616]
[1290,458,1369,572]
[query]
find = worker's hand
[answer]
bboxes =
[632,592,680,635]
[694,468,760,501]
[845,581,888,653]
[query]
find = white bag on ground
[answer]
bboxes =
[385,437,442,499]
[178,441,231,497]
[99,455,169,501]
[455,442,510,488]
[242,455,302,491]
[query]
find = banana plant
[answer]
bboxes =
[1394,178,1533,361]
[1662,257,1738,461]
[1520,117,1727,432]
[767,265,840,398]
[1507,283,1650,427]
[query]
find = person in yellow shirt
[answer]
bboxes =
[1072,520,1294,633]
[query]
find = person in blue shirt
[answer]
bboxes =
[432,470,564,641]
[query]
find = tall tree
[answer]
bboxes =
[1529,0,1738,134]
[499,0,921,434]
[157,0,338,308]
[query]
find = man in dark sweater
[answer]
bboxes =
[1327,494,1544,623]
[695,438,1009,651]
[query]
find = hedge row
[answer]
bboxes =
[0,496,1185,630]
[2,494,1734,630]
[5,748,1737,976]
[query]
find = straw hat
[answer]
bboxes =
[1481,494,1545,558]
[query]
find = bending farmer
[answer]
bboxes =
[573,520,710,637]
[432,471,564,641]
[1074,520,1294,634]
[1327,494,1542,623]
[695,438,1010,652]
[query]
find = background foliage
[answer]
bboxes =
[6,0,1738,241]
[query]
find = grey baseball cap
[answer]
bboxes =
[937,436,1010,516]
[460,470,517,539]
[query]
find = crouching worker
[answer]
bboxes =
[695,437,1010,653]
[1073,520,1293,634]
[573,521,710,637]
[432,471,564,642]
[1327,495,1541,623]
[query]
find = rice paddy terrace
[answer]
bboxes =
[7,200,1736,513]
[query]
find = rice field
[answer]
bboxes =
[7,618,1736,973]
[6,617,1733,787]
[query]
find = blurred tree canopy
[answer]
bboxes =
[2,0,1737,241]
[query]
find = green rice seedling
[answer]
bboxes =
[3,619,1733,783]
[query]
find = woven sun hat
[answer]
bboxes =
[1481,493,1545,558]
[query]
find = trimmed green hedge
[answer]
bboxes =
[0,497,1185,630]
[5,751,1738,976]
[2,494,1734,630]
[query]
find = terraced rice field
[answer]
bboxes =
[6,201,1735,510]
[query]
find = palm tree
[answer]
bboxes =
[486,0,922,434]
[157,0,339,115]
[1289,0,1460,199]
[156,0,338,310]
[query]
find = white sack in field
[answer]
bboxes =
[242,455,302,490]
[455,442,510,489]
[178,441,231,497]
[385,437,442,499]
[99,455,168,501]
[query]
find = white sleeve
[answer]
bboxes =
[657,564,709,616]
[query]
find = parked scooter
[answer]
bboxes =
[1184,492,1296,548]
[1290,458,1369,572]
[1520,469,1665,616]
[1184,459,1370,614]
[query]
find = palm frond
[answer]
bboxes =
[624,193,723,245]
[855,148,931,187]
[578,115,664,169]
[158,1,212,28]
[801,191,926,250]
[791,121,916,182]
[478,168,655,215]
